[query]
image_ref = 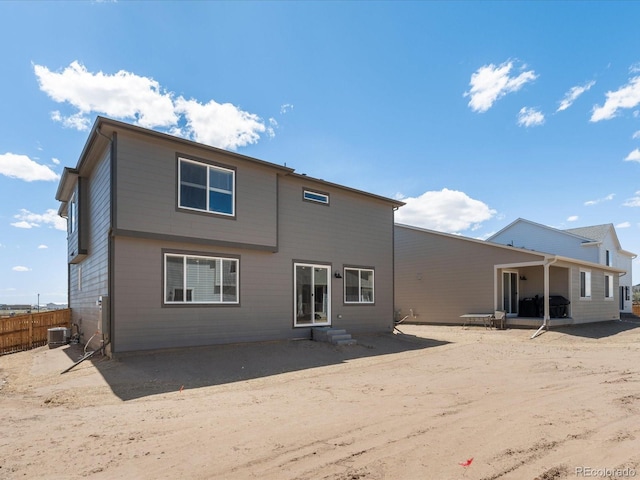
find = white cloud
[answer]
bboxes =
[0,153,60,181]
[632,130,640,139]
[267,118,277,139]
[38,244,48,249]
[590,75,640,122]
[557,81,596,112]
[50,110,92,131]
[624,148,640,162]
[280,104,294,114]
[616,221,631,228]
[394,188,496,233]
[35,61,271,150]
[35,61,178,130]
[464,60,538,113]
[584,193,615,206]
[517,107,545,127]
[173,98,266,150]
[11,209,67,231]
[623,191,640,207]
[51,157,60,165]
[12,266,31,272]
[567,215,579,222]
[11,221,35,229]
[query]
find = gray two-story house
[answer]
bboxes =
[56,117,403,355]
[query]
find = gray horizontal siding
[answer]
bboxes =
[277,176,395,333]
[395,226,621,325]
[70,150,111,349]
[568,264,620,323]
[111,175,397,353]
[394,226,547,324]
[112,237,305,352]
[114,133,278,249]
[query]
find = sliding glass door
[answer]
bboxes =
[294,263,331,327]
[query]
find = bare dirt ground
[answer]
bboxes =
[1,321,640,480]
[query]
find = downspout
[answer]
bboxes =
[392,205,400,332]
[108,131,116,357]
[493,265,498,313]
[531,256,559,339]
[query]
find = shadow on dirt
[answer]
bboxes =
[77,331,449,401]
[551,319,640,339]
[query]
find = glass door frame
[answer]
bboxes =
[502,270,519,315]
[293,262,331,327]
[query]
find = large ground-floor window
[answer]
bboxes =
[344,267,375,304]
[164,253,238,304]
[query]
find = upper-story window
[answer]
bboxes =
[303,189,329,205]
[605,250,612,266]
[68,193,77,234]
[179,157,235,216]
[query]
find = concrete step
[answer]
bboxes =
[334,338,358,346]
[327,333,352,342]
[312,327,357,346]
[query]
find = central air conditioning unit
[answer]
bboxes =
[48,327,71,348]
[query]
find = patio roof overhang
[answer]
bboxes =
[493,255,626,338]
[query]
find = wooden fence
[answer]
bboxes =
[0,309,71,356]
[633,304,640,317]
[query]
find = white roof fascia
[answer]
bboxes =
[487,217,594,243]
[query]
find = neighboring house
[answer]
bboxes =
[394,224,624,327]
[46,303,68,310]
[487,218,636,313]
[56,117,404,355]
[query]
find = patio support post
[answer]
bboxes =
[531,256,557,339]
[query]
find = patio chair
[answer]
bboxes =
[492,310,506,330]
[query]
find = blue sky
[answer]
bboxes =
[1,1,639,306]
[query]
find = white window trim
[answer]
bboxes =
[344,267,375,304]
[164,253,239,305]
[178,158,235,216]
[303,189,329,205]
[579,269,591,300]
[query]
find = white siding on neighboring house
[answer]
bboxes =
[488,219,598,263]
[490,219,636,313]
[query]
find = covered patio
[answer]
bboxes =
[494,255,625,333]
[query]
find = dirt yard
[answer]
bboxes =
[1,322,640,480]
